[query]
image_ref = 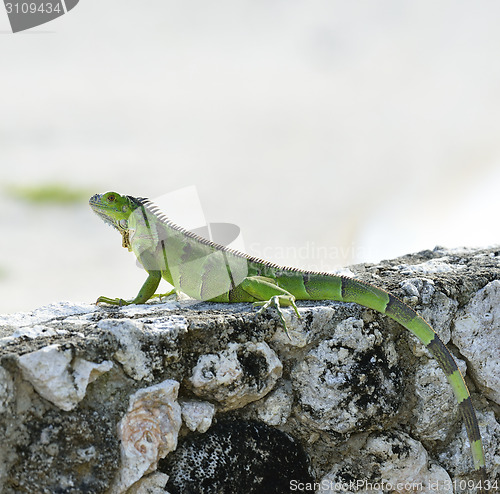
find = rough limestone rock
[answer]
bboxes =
[453,280,500,405]
[319,431,455,494]
[0,247,499,493]
[187,341,283,411]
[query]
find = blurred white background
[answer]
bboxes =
[1,0,500,313]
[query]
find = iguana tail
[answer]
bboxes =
[287,272,486,476]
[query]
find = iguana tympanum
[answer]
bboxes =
[89,191,486,479]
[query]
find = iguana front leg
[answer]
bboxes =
[239,276,301,335]
[96,270,162,306]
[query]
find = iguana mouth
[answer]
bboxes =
[89,194,121,231]
[91,210,121,231]
[88,193,104,207]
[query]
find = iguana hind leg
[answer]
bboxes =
[150,288,179,302]
[239,276,301,336]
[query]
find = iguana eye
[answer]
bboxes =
[108,194,115,202]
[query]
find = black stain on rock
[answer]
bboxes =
[159,419,314,493]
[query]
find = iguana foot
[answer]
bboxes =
[96,296,131,306]
[150,288,179,302]
[253,294,301,338]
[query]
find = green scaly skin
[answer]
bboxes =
[89,191,486,480]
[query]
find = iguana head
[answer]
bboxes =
[89,192,144,248]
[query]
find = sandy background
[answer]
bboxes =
[1,1,500,313]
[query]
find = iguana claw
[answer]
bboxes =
[96,296,131,306]
[150,288,179,302]
[253,294,301,339]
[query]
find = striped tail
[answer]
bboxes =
[337,276,486,477]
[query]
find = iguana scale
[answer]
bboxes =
[89,191,486,479]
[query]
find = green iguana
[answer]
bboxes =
[89,191,486,479]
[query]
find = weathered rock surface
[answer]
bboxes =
[0,247,499,493]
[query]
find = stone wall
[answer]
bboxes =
[0,247,499,493]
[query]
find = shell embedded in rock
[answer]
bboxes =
[112,380,182,494]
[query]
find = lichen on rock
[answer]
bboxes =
[158,419,314,494]
[291,317,403,434]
